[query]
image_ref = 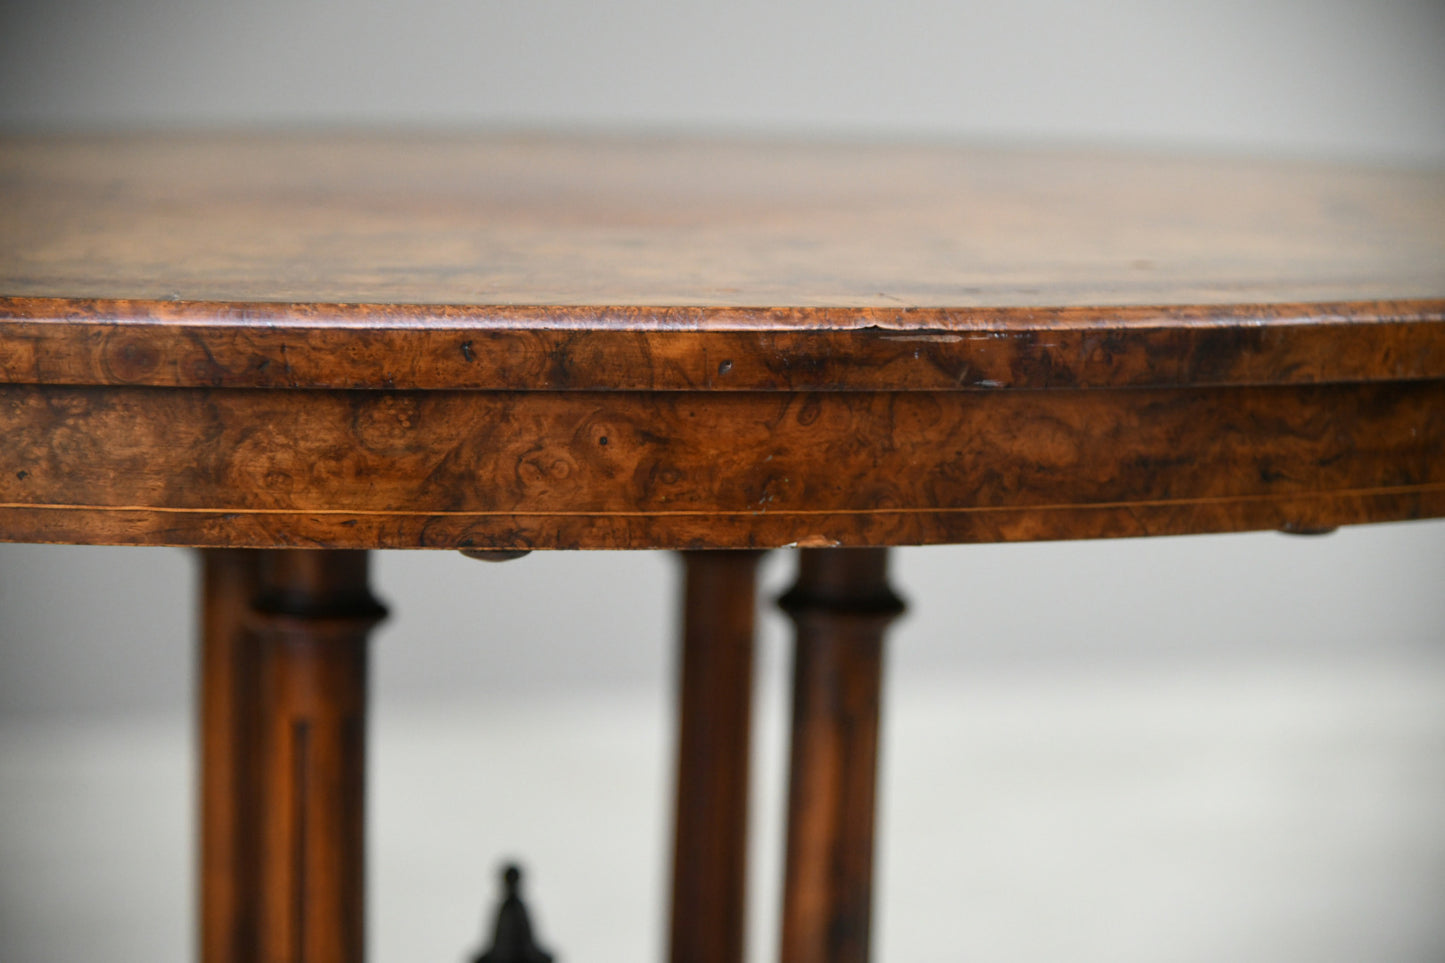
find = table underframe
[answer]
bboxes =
[198,546,895,963]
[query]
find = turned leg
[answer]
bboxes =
[200,549,264,963]
[777,549,904,963]
[668,550,764,963]
[249,550,386,963]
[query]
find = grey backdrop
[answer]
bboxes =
[1,0,1443,721]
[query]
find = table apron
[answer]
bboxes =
[1,382,1442,549]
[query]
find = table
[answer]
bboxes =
[2,133,1442,963]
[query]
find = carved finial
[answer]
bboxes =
[471,863,555,963]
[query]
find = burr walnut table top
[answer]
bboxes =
[1,132,1442,550]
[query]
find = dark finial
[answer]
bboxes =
[471,863,555,963]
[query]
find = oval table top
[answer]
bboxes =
[1,132,1442,550]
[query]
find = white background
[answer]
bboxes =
[1,2,1443,961]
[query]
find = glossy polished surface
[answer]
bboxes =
[2,133,1442,309]
[0,134,1441,551]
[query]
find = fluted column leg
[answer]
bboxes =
[777,548,904,963]
[668,550,764,963]
[250,550,386,963]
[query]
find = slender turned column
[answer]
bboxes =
[669,550,764,963]
[778,549,904,963]
[250,550,387,963]
[200,549,264,963]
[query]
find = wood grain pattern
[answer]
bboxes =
[0,381,1440,549]
[2,134,1442,394]
[1,134,1441,549]
[3,298,1443,392]
[3,133,1442,310]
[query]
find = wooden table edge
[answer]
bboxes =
[3,296,1443,391]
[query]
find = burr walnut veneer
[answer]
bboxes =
[2,133,1442,963]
